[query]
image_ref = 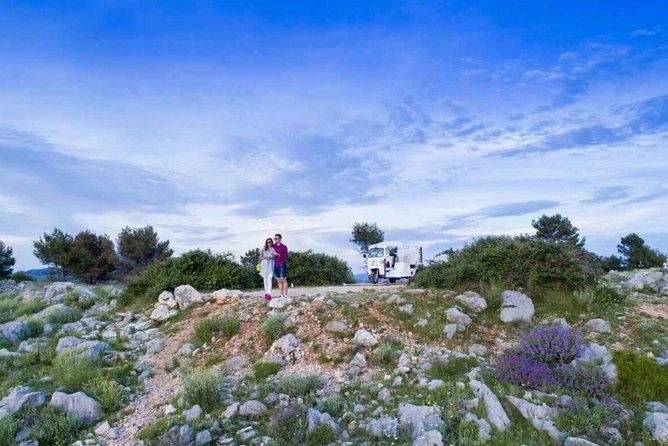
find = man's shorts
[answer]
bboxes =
[274,264,287,279]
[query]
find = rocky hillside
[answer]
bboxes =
[0,269,666,446]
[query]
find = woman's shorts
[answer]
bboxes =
[274,264,287,278]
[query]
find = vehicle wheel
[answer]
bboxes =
[389,278,397,283]
[369,270,379,284]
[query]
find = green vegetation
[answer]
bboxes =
[120,250,256,305]
[46,307,82,325]
[116,225,173,273]
[182,371,225,412]
[82,376,126,414]
[253,361,282,380]
[0,241,15,280]
[10,271,34,283]
[307,424,336,445]
[613,350,668,403]
[63,290,94,311]
[274,375,323,397]
[350,222,385,254]
[193,315,240,346]
[269,404,309,445]
[137,417,170,443]
[371,341,402,367]
[287,251,355,286]
[51,351,102,392]
[571,285,624,311]
[413,235,600,293]
[427,356,478,381]
[617,233,667,270]
[318,394,345,418]
[532,213,585,248]
[261,313,287,342]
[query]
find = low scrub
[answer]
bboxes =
[51,351,102,392]
[13,406,82,446]
[372,342,402,368]
[253,361,282,380]
[193,316,240,346]
[428,356,477,380]
[613,350,668,403]
[274,375,323,397]
[182,371,224,412]
[286,251,355,286]
[82,376,126,414]
[46,308,82,325]
[413,235,600,292]
[137,418,170,444]
[261,314,287,342]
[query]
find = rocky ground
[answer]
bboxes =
[0,268,666,446]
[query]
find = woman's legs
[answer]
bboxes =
[264,275,273,295]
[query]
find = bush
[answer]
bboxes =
[307,424,336,445]
[274,375,323,397]
[572,286,623,310]
[26,318,45,337]
[63,290,94,311]
[0,416,18,446]
[15,299,46,316]
[494,351,560,390]
[286,250,355,286]
[82,376,126,414]
[51,351,102,392]
[556,362,609,399]
[24,406,82,446]
[613,350,668,403]
[518,326,584,367]
[555,396,627,443]
[253,361,282,380]
[270,404,308,445]
[261,314,286,342]
[182,372,224,412]
[318,394,345,418]
[46,308,82,325]
[137,417,170,443]
[372,342,402,367]
[413,235,600,292]
[120,250,257,306]
[428,356,478,380]
[193,316,240,346]
[10,271,34,283]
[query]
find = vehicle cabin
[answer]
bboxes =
[366,242,423,283]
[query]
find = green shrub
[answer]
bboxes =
[270,404,308,445]
[26,406,82,446]
[120,250,257,306]
[10,271,34,283]
[25,318,45,337]
[307,424,336,445]
[15,299,46,316]
[51,351,102,392]
[253,361,282,380]
[63,290,94,311]
[193,316,240,346]
[137,418,170,443]
[287,250,355,286]
[613,350,668,403]
[0,416,18,446]
[413,235,600,292]
[428,356,477,380]
[182,372,224,412]
[372,342,402,367]
[274,375,323,397]
[261,314,287,342]
[318,394,345,418]
[572,286,623,310]
[82,376,126,414]
[46,308,82,325]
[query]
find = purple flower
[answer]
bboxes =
[518,326,584,366]
[493,351,560,390]
[556,363,609,398]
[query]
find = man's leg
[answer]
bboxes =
[281,278,288,297]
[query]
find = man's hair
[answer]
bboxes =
[275,233,282,239]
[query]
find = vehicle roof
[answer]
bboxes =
[369,241,422,249]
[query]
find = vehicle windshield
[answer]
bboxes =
[368,247,385,258]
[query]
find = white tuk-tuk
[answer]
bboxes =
[366,242,423,284]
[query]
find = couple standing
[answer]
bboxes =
[258,233,288,301]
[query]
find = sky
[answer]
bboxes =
[1,1,667,272]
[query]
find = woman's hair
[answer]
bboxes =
[263,238,273,251]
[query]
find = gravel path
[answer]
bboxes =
[245,283,402,298]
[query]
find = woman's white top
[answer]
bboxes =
[259,248,276,278]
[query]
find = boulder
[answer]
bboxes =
[443,324,457,340]
[412,430,443,446]
[55,337,111,358]
[271,334,300,355]
[462,412,491,442]
[183,404,203,421]
[397,403,445,439]
[150,305,178,322]
[145,339,165,355]
[195,430,212,445]
[468,379,511,432]
[583,318,612,334]
[268,297,292,309]
[41,282,76,303]
[239,400,267,417]
[178,343,196,357]
[174,285,202,309]
[500,291,534,323]
[624,271,664,290]
[307,408,340,433]
[325,320,348,333]
[644,412,668,443]
[34,303,73,320]
[506,396,565,441]
[157,291,178,308]
[222,402,239,419]
[574,343,617,382]
[366,416,398,438]
[399,304,415,315]
[445,307,472,329]
[453,292,488,313]
[49,391,101,423]
[353,329,378,347]
[0,386,46,418]
[564,438,601,446]
[0,321,30,342]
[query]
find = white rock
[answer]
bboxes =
[0,321,30,342]
[397,403,445,439]
[453,292,488,313]
[445,307,472,329]
[183,404,203,421]
[462,412,491,442]
[239,400,267,417]
[584,318,612,334]
[56,337,111,358]
[41,282,76,303]
[468,379,511,432]
[564,438,601,446]
[325,320,348,332]
[0,386,46,418]
[94,421,111,436]
[353,329,378,347]
[399,304,415,315]
[49,391,101,423]
[624,271,664,290]
[506,396,565,441]
[644,412,668,443]
[268,296,292,309]
[178,343,196,357]
[574,343,617,383]
[500,290,534,323]
[157,291,178,308]
[443,324,457,340]
[412,430,443,446]
[150,304,178,322]
[174,285,202,309]
[468,344,488,356]
[222,402,239,419]
[271,334,300,355]
[196,430,212,445]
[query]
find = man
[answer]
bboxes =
[273,233,289,298]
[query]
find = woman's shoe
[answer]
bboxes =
[264,293,271,301]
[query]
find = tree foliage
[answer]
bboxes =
[0,241,16,280]
[71,231,119,283]
[287,250,355,286]
[532,214,585,248]
[350,222,384,253]
[33,228,79,280]
[117,226,173,272]
[616,233,666,270]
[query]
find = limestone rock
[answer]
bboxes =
[453,292,488,313]
[174,285,202,309]
[445,307,472,329]
[49,391,101,423]
[0,321,29,342]
[271,334,300,355]
[157,291,178,308]
[412,430,443,446]
[397,403,445,439]
[468,379,511,432]
[462,412,491,442]
[500,290,534,323]
[353,329,378,347]
[183,404,203,421]
[506,396,565,441]
[150,304,178,322]
[325,320,348,333]
[443,324,457,340]
[239,400,267,417]
[644,412,668,443]
[0,386,46,418]
[584,318,612,334]
[55,337,111,358]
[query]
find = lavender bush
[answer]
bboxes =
[493,351,560,390]
[555,396,629,443]
[519,326,584,366]
[556,362,609,398]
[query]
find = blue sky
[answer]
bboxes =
[1,1,667,271]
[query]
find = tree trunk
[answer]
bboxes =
[60,266,65,281]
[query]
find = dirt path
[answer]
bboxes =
[107,284,401,445]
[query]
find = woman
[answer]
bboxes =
[259,237,276,301]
